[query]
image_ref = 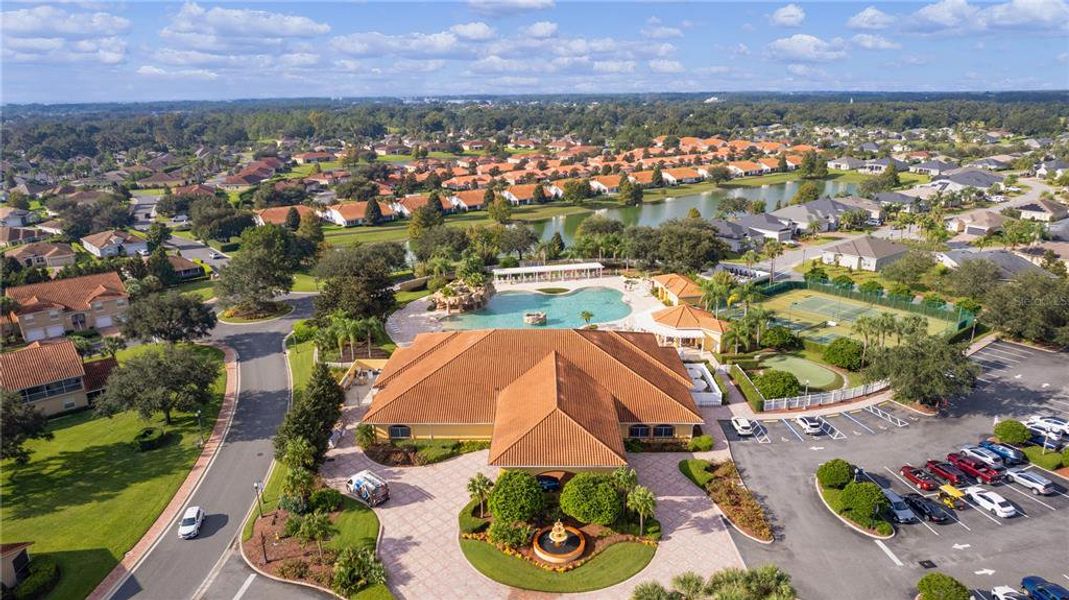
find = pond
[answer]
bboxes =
[440,287,632,330]
[533,179,859,244]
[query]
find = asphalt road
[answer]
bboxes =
[109,295,313,600]
[726,341,1069,599]
[166,235,231,268]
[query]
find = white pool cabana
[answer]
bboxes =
[492,262,605,284]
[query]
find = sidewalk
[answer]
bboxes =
[86,344,240,600]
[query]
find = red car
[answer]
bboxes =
[946,453,1001,484]
[900,465,940,491]
[925,460,969,486]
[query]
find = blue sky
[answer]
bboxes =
[2,1,1067,103]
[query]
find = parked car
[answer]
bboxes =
[1004,467,1055,495]
[346,470,390,506]
[959,445,1005,469]
[794,416,823,435]
[1028,430,1067,450]
[979,440,1027,466]
[964,486,1017,518]
[947,452,1002,484]
[990,585,1025,600]
[209,251,223,260]
[881,488,917,523]
[536,475,562,492]
[902,493,950,523]
[900,465,940,491]
[925,460,970,486]
[177,505,205,539]
[137,248,150,257]
[1021,576,1069,600]
[731,417,755,437]
[1025,415,1069,436]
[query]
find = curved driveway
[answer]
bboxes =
[109,295,313,600]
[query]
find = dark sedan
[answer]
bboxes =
[902,493,950,523]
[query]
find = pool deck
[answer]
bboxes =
[386,276,665,346]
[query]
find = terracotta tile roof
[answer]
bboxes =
[81,230,140,250]
[489,352,627,468]
[452,189,489,207]
[5,272,128,314]
[5,242,75,261]
[329,201,395,221]
[254,205,316,225]
[652,304,728,333]
[83,357,117,392]
[591,174,624,188]
[505,183,543,200]
[650,273,703,300]
[0,227,45,244]
[630,170,656,184]
[364,329,701,429]
[173,184,216,197]
[0,340,85,391]
[664,167,701,179]
[729,160,764,172]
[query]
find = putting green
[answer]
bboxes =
[761,355,841,391]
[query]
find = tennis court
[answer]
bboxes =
[757,289,955,345]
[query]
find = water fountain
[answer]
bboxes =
[532,520,586,564]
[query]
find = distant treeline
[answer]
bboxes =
[3,92,1067,160]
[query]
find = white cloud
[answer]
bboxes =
[982,0,1069,30]
[787,64,828,78]
[908,0,982,31]
[847,6,895,29]
[733,43,751,56]
[467,0,555,15]
[450,22,495,41]
[593,60,636,73]
[902,55,930,65]
[165,2,329,39]
[767,34,846,62]
[1,5,130,38]
[522,21,558,38]
[648,59,684,73]
[471,55,524,72]
[852,34,901,49]
[3,35,125,64]
[906,0,1069,33]
[331,31,463,58]
[136,65,218,80]
[642,25,683,39]
[770,4,806,26]
[393,59,447,73]
[696,65,732,74]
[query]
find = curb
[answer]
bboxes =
[238,533,346,600]
[890,400,938,417]
[813,477,894,540]
[87,343,241,600]
[218,303,295,325]
[718,512,775,545]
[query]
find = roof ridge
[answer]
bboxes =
[549,354,628,464]
[608,330,694,388]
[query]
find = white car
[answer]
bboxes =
[1004,468,1055,495]
[1026,415,1069,436]
[991,585,1025,600]
[794,416,823,435]
[177,505,205,539]
[964,486,1017,518]
[960,445,1004,469]
[731,417,755,437]
[209,251,223,260]
[137,249,150,257]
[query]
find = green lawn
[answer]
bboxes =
[460,539,655,593]
[0,345,225,600]
[760,354,842,391]
[1023,446,1065,470]
[396,288,431,307]
[175,279,217,301]
[134,188,165,196]
[292,272,320,293]
[678,459,715,489]
[723,171,805,188]
[288,340,317,391]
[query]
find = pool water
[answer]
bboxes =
[441,287,632,330]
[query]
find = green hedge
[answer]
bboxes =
[1023,446,1065,470]
[13,556,60,600]
[459,498,491,534]
[730,366,764,412]
[678,459,715,490]
[134,427,169,452]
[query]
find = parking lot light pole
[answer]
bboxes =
[196,410,204,447]
[804,379,810,397]
[253,481,264,518]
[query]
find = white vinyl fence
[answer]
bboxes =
[761,380,889,411]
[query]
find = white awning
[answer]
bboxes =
[491,262,604,276]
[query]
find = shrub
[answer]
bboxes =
[922,293,946,308]
[993,420,1030,445]
[498,256,519,268]
[1062,446,1069,468]
[678,459,714,489]
[459,498,491,534]
[414,444,458,465]
[291,320,317,343]
[709,479,774,541]
[840,481,888,521]
[560,473,623,525]
[459,440,491,453]
[277,558,310,580]
[332,546,386,596]
[687,434,714,452]
[310,488,344,513]
[134,427,168,452]
[282,515,303,538]
[823,338,864,371]
[917,572,971,600]
[487,470,544,523]
[487,520,534,549]
[13,556,59,600]
[354,424,376,448]
[832,274,854,289]
[753,369,801,399]
[817,459,853,489]
[858,280,884,296]
[804,266,829,283]
[763,326,802,350]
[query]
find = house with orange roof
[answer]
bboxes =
[254,205,317,227]
[475,162,514,176]
[727,161,766,177]
[295,151,335,165]
[442,174,490,190]
[360,329,704,470]
[644,303,729,353]
[650,273,703,306]
[320,201,397,227]
[396,194,456,216]
[758,157,786,172]
[678,137,705,151]
[4,272,129,341]
[450,189,489,210]
[790,144,819,154]
[0,340,116,416]
[628,170,659,187]
[4,242,76,269]
[728,139,755,152]
[590,174,625,194]
[662,167,702,185]
[502,183,545,205]
[757,141,786,154]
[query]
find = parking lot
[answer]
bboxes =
[727,341,1069,600]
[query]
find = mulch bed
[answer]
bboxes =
[335,345,391,362]
[364,443,419,466]
[243,508,339,590]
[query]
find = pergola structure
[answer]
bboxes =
[491,262,605,284]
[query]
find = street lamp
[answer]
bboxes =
[253,480,264,518]
[196,410,204,447]
[804,379,810,397]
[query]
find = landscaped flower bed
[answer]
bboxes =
[678,459,774,542]
[815,458,894,537]
[363,439,490,466]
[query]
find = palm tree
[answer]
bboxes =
[580,310,594,325]
[728,281,761,316]
[612,466,638,493]
[344,318,363,361]
[630,581,673,600]
[358,316,385,358]
[700,271,734,318]
[741,250,760,272]
[297,511,338,559]
[427,256,452,278]
[852,315,877,364]
[727,318,756,354]
[466,473,494,518]
[874,312,898,348]
[895,314,926,344]
[101,336,126,358]
[763,240,785,284]
[314,328,336,361]
[670,572,709,600]
[747,307,773,348]
[704,565,796,600]
[626,485,657,538]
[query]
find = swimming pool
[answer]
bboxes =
[441,287,632,330]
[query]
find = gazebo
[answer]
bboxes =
[491,262,604,284]
[634,304,729,353]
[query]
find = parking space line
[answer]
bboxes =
[963,499,1003,526]
[917,518,940,536]
[973,590,991,600]
[781,419,805,442]
[978,348,1024,361]
[1004,485,1057,511]
[873,540,904,567]
[754,423,772,445]
[843,411,876,434]
[988,344,1032,358]
[820,418,846,440]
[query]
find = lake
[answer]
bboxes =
[533,179,859,244]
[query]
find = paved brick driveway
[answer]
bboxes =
[322,405,743,599]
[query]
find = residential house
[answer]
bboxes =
[502,184,544,205]
[0,207,31,227]
[1022,138,1054,150]
[1,542,33,589]
[827,157,864,171]
[396,194,455,216]
[933,168,1004,193]
[707,218,752,251]
[320,202,397,227]
[970,157,1011,171]
[1014,242,1069,271]
[726,161,765,177]
[1036,160,1069,179]
[140,171,190,188]
[253,205,317,226]
[0,340,115,416]
[910,160,958,177]
[173,183,216,197]
[161,254,204,281]
[858,142,880,153]
[661,167,702,185]
[304,170,351,189]
[858,158,909,174]
[450,189,488,211]
[0,227,46,248]
[735,213,793,242]
[4,272,129,341]
[1018,199,1068,223]
[771,198,855,232]
[836,196,885,222]
[34,220,64,235]
[360,329,704,470]
[820,237,909,272]
[5,242,76,269]
[650,273,703,306]
[460,140,490,152]
[294,151,335,164]
[628,170,659,187]
[80,230,148,258]
[873,191,924,213]
[590,175,624,194]
[936,249,1047,280]
[647,303,729,353]
[945,210,1008,235]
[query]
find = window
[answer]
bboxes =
[63,400,76,410]
[20,377,83,403]
[49,310,60,320]
[628,424,650,438]
[653,424,675,438]
[93,302,104,311]
[388,425,411,440]
[116,299,126,306]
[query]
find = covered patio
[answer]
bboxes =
[491,262,605,284]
